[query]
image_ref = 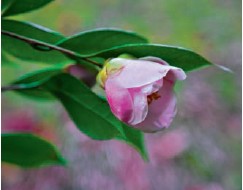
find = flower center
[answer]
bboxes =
[147,91,161,105]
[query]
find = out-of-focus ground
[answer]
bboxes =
[2,0,241,189]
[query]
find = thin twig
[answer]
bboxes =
[1,84,29,92]
[2,30,103,67]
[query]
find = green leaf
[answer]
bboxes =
[58,29,148,56]
[1,50,15,65]
[2,0,53,17]
[2,19,65,44]
[12,67,63,99]
[1,0,13,12]
[8,72,148,159]
[9,72,148,158]
[87,44,212,72]
[2,20,71,64]
[40,74,148,158]
[1,28,99,69]
[42,73,123,140]
[14,67,63,85]
[2,133,66,167]
[2,34,71,64]
[118,124,148,161]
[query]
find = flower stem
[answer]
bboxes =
[1,84,29,92]
[1,30,103,67]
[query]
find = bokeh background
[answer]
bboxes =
[2,0,241,189]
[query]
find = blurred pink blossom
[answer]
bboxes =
[81,170,117,190]
[2,109,59,144]
[2,110,36,133]
[148,129,190,162]
[107,140,150,190]
[186,182,224,190]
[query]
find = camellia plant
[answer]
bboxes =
[1,0,222,167]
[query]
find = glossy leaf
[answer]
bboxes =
[41,74,148,158]
[9,72,148,158]
[1,29,98,68]
[2,34,71,64]
[14,68,62,85]
[2,0,53,17]
[86,44,212,72]
[1,0,13,12]
[2,19,65,44]
[2,20,71,64]
[42,74,123,140]
[12,67,63,99]
[2,133,66,167]
[1,50,14,65]
[58,28,148,55]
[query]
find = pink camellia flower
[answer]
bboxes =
[97,56,186,132]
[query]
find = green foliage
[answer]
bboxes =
[13,67,63,85]
[2,133,66,167]
[94,44,211,72]
[2,20,70,64]
[12,67,63,99]
[42,74,123,140]
[2,19,212,71]
[1,50,13,65]
[2,34,70,64]
[2,19,64,43]
[58,29,148,55]
[8,71,148,158]
[2,0,53,17]
[42,74,148,158]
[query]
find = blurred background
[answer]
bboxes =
[1,0,241,189]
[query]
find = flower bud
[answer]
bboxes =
[97,56,186,132]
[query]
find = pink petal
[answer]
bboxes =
[105,76,163,125]
[127,79,163,125]
[105,77,134,123]
[141,57,187,81]
[135,79,177,132]
[165,69,186,81]
[126,88,148,125]
[104,57,186,131]
[140,56,169,65]
[108,58,170,88]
